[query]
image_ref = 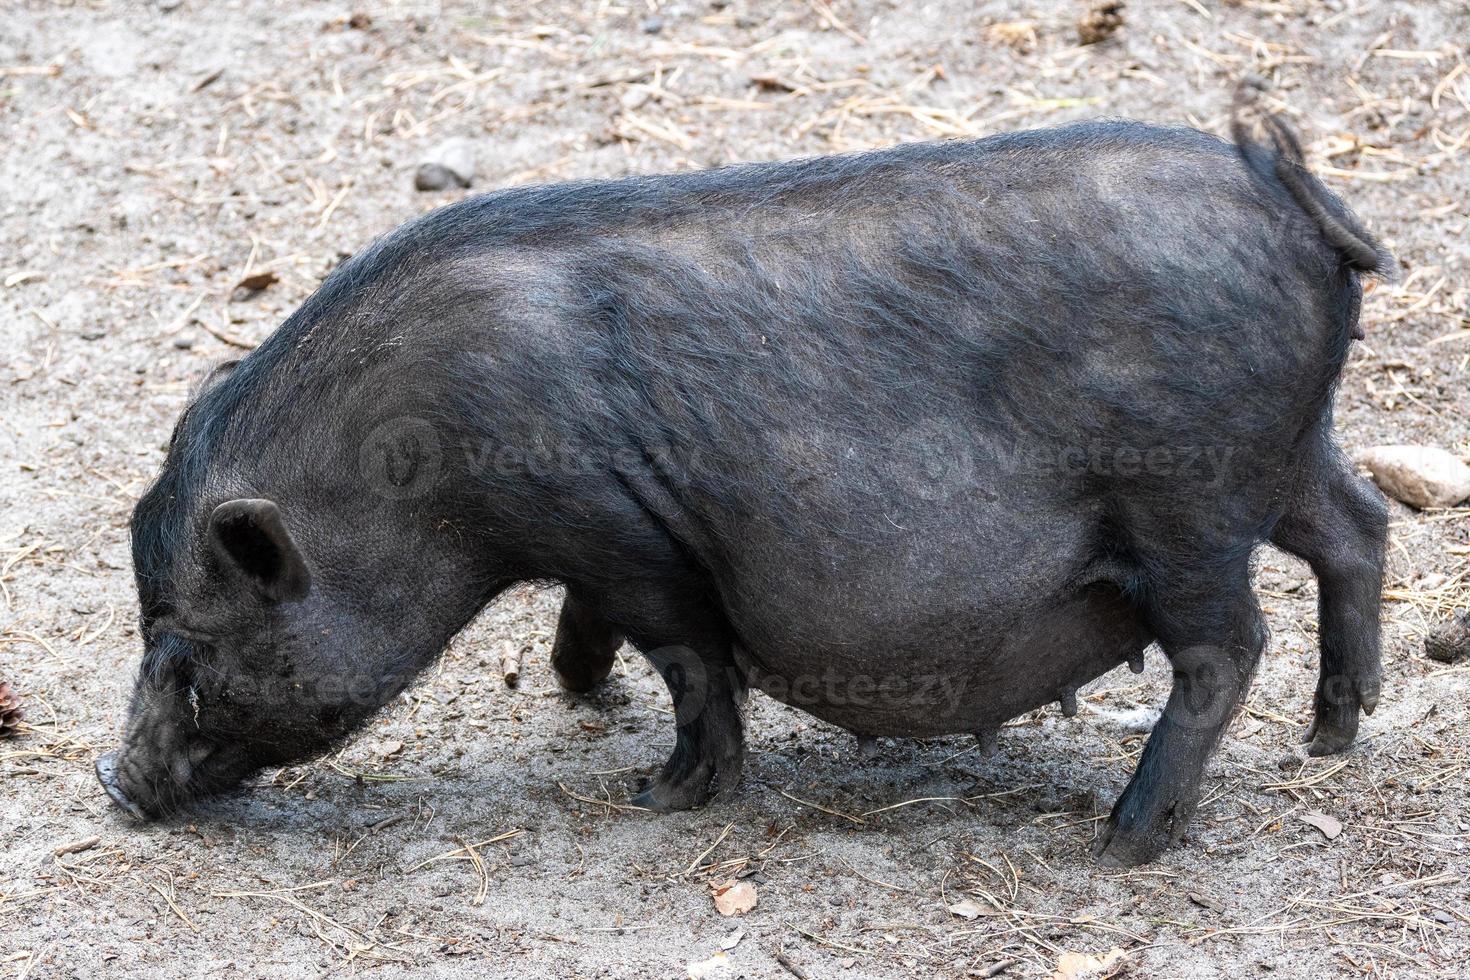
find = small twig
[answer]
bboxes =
[405,829,522,873]
[460,837,490,906]
[197,317,255,350]
[150,880,200,934]
[775,949,809,979]
[682,822,734,877]
[777,789,866,825]
[557,781,650,813]
[52,836,100,857]
[499,640,524,688]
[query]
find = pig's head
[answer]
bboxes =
[98,357,499,819]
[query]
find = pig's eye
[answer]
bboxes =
[143,632,195,685]
[170,624,218,645]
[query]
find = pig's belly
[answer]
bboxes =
[733,583,1150,737]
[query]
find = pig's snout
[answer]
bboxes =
[95,740,224,820]
[96,728,244,822]
[96,751,149,820]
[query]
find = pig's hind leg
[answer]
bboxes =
[550,591,625,693]
[1094,558,1266,867]
[1268,445,1387,756]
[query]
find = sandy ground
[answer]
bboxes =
[3,1,1470,977]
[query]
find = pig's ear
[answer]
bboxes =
[208,499,312,603]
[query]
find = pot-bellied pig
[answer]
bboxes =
[98,83,1390,867]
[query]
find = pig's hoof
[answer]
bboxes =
[549,597,622,694]
[1093,816,1169,868]
[554,669,609,695]
[1093,793,1190,868]
[550,644,617,694]
[631,763,716,812]
[631,717,745,812]
[1302,716,1355,757]
[1302,672,1379,757]
[632,744,745,812]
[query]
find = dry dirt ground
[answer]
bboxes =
[3,1,1470,977]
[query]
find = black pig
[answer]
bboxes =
[98,87,1390,867]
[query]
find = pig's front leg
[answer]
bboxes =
[550,591,625,693]
[1094,570,1265,867]
[632,643,745,812]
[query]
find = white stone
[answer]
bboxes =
[1355,445,1470,509]
[414,138,476,191]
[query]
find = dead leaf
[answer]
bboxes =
[1187,891,1224,913]
[947,898,988,920]
[686,951,729,980]
[375,739,405,758]
[232,270,279,300]
[1299,810,1343,840]
[987,20,1038,53]
[749,73,798,93]
[1052,948,1125,980]
[711,879,757,917]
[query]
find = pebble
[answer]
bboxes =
[414,138,476,191]
[1416,572,1449,591]
[1425,612,1470,663]
[1354,445,1470,509]
[641,16,664,34]
[1078,2,1125,45]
